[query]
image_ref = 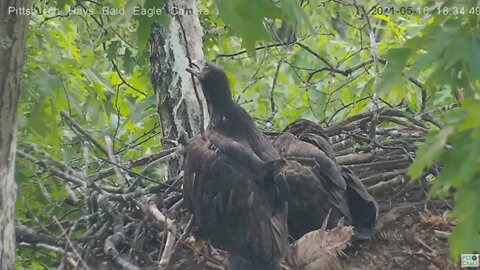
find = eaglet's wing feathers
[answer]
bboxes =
[273,132,353,239]
[298,132,337,161]
[341,166,379,240]
[274,119,378,241]
[205,130,290,200]
[275,132,346,191]
[183,137,288,263]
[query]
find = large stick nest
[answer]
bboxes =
[17,104,459,270]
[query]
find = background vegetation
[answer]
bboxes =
[15,0,479,268]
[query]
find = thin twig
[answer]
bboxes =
[60,110,109,156]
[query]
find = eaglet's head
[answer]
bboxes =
[283,119,326,136]
[186,61,231,101]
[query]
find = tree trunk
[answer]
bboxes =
[150,0,208,177]
[0,1,33,269]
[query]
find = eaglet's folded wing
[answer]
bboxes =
[183,137,288,263]
[297,132,337,161]
[340,166,379,240]
[273,133,352,239]
[277,133,346,191]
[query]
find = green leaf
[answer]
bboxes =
[433,130,478,189]
[408,125,454,178]
[29,98,50,136]
[215,0,307,51]
[470,36,480,79]
[106,41,120,61]
[134,0,168,50]
[216,0,266,50]
[440,33,469,70]
[123,48,135,74]
[105,0,145,29]
[376,48,411,93]
[280,0,314,33]
[458,99,480,131]
[449,185,480,258]
[408,31,451,77]
[56,0,73,11]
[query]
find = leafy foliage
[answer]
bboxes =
[378,1,480,257]
[15,0,480,267]
[16,0,162,267]
[214,0,312,51]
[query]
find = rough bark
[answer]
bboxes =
[150,0,208,177]
[0,0,33,269]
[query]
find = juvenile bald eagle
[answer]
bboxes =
[183,62,289,270]
[273,119,378,240]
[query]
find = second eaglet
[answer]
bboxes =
[273,119,379,240]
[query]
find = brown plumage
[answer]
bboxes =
[273,119,378,240]
[184,62,289,270]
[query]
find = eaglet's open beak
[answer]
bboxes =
[186,60,206,77]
